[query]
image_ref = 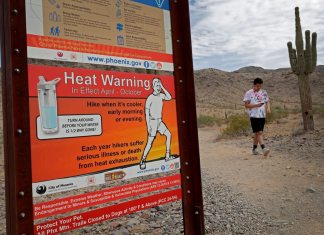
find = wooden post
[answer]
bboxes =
[2,0,33,234]
[170,1,205,234]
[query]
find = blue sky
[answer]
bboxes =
[189,0,324,71]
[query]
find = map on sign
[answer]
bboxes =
[25,0,174,71]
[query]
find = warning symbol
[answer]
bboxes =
[155,0,165,8]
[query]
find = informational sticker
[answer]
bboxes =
[29,64,180,188]
[36,114,102,139]
[25,0,173,70]
[33,174,181,218]
[34,188,182,234]
[32,157,180,196]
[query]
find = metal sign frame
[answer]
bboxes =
[1,0,205,234]
[2,0,34,234]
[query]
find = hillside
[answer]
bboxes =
[194,65,324,117]
[195,66,324,235]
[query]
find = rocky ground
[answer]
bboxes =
[202,170,282,235]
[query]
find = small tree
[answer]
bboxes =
[287,7,317,131]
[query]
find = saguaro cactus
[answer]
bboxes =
[287,7,317,131]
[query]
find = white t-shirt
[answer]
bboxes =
[243,89,269,118]
[145,93,166,119]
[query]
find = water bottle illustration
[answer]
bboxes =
[37,76,60,134]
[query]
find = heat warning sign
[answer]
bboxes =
[29,64,180,191]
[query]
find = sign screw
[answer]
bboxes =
[13,48,20,54]
[17,129,23,134]
[14,68,20,74]
[19,212,26,219]
[186,176,190,180]
[187,190,191,194]
[178,66,182,69]
[18,191,25,197]
[185,162,189,165]
[195,211,199,215]
[12,9,18,15]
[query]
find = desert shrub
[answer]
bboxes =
[266,106,289,123]
[289,108,301,114]
[221,114,250,137]
[197,115,222,127]
[313,105,324,116]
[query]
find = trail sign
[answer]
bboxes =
[1,1,204,234]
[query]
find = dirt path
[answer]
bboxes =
[199,118,324,235]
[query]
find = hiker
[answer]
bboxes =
[243,77,271,156]
[139,78,173,170]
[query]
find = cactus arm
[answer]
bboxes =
[288,7,317,75]
[295,7,305,74]
[305,30,312,74]
[311,32,317,72]
[287,42,299,74]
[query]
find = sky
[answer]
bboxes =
[189,0,324,71]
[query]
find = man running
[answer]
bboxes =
[243,78,271,156]
[139,78,172,170]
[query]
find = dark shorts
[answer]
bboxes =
[250,118,265,133]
